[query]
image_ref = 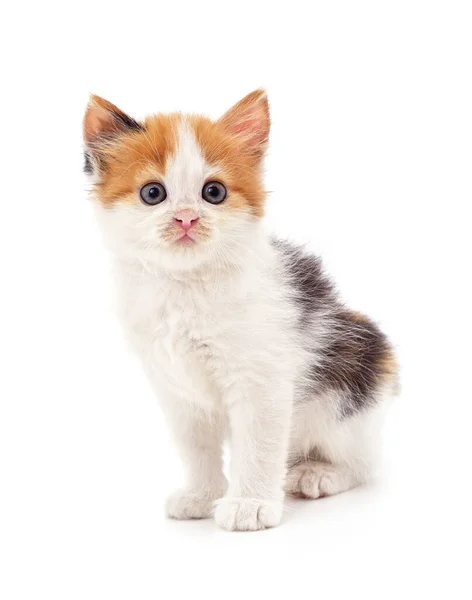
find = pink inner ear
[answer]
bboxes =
[235,122,268,149]
[222,99,269,152]
[84,106,117,143]
[232,113,260,135]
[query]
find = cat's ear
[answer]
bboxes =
[83,95,142,143]
[83,95,142,174]
[219,89,270,158]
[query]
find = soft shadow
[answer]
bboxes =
[283,478,386,525]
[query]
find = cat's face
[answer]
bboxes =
[83,91,270,271]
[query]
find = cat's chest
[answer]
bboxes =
[121,275,229,403]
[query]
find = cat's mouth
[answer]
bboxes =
[174,232,197,246]
[165,222,212,249]
[171,224,212,247]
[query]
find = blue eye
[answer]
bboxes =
[140,182,167,205]
[202,181,227,204]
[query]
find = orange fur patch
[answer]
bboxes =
[190,115,266,217]
[379,346,400,388]
[348,310,399,389]
[350,310,370,324]
[93,114,180,205]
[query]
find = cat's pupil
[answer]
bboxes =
[149,187,159,198]
[208,186,218,196]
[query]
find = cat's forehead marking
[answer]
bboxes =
[164,119,213,204]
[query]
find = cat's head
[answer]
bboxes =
[83,91,270,272]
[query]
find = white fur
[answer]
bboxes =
[90,119,390,531]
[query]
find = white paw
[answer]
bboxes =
[285,462,356,499]
[214,497,283,531]
[166,489,222,520]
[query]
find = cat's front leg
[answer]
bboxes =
[214,381,292,531]
[160,396,227,520]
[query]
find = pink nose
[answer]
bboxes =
[174,209,199,232]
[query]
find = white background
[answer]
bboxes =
[1,1,471,598]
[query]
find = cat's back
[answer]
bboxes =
[271,238,339,318]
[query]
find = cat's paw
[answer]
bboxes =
[166,489,220,520]
[285,461,357,498]
[214,497,283,531]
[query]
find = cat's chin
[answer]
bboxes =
[147,240,218,274]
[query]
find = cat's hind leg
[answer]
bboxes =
[287,309,398,499]
[286,398,389,499]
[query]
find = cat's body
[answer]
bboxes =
[84,91,398,530]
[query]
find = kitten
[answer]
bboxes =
[83,90,398,531]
